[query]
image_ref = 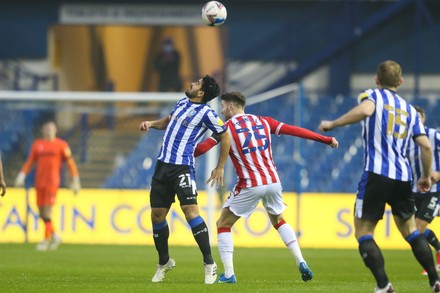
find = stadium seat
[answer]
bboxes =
[101,95,375,192]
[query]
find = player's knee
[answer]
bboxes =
[415,219,429,232]
[181,205,199,221]
[151,214,164,224]
[151,208,168,223]
[216,217,230,228]
[40,216,51,222]
[269,214,283,226]
[217,214,237,229]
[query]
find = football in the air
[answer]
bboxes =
[201,1,227,27]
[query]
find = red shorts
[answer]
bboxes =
[36,188,58,206]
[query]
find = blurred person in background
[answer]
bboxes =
[319,60,440,293]
[155,37,182,92]
[139,75,230,284]
[15,120,81,251]
[0,154,6,196]
[407,106,440,275]
[195,91,338,284]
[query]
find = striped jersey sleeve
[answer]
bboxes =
[359,88,426,181]
[157,97,226,167]
[408,126,440,193]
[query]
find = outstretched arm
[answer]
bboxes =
[263,116,338,148]
[278,124,338,147]
[319,100,375,132]
[139,115,171,132]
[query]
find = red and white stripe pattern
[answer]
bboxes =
[226,114,280,188]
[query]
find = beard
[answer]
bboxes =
[185,89,196,99]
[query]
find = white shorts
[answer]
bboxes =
[223,182,286,218]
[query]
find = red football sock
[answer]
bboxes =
[44,220,54,239]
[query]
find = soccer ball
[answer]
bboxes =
[201,1,227,27]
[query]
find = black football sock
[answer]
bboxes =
[407,231,439,286]
[358,235,389,289]
[188,216,213,264]
[424,229,440,251]
[152,221,170,265]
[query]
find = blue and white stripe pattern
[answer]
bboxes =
[358,88,425,181]
[157,97,226,167]
[408,126,440,192]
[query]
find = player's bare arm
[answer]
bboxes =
[319,100,375,132]
[415,135,433,192]
[206,131,230,188]
[140,115,171,132]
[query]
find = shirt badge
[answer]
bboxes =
[188,109,196,117]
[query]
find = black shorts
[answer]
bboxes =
[413,192,440,223]
[355,171,415,221]
[150,160,198,208]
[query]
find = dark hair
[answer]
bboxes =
[221,92,246,107]
[201,75,220,103]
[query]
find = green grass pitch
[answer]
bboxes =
[0,243,434,292]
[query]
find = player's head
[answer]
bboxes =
[220,91,246,120]
[41,120,57,140]
[375,60,403,89]
[185,75,220,103]
[414,105,426,124]
[200,75,220,103]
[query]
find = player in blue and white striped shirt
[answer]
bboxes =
[407,106,440,274]
[140,75,231,284]
[320,60,440,292]
[358,88,424,181]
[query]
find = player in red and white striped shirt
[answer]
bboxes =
[195,92,338,284]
